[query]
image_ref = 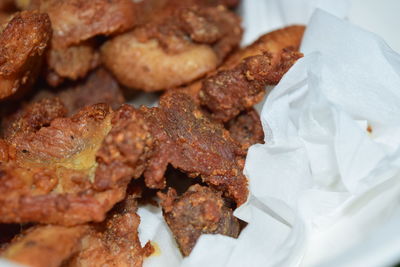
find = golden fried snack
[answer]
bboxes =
[46,42,100,87]
[0,11,51,100]
[101,3,242,92]
[223,25,305,69]
[226,108,264,150]
[200,51,303,122]
[0,104,153,225]
[141,92,248,205]
[2,225,88,267]
[65,195,151,267]
[159,185,240,256]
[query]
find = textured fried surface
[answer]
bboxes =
[1,96,67,140]
[200,51,303,122]
[2,225,88,267]
[0,11,51,99]
[141,92,248,205]
[0,104,152,225]
[101,3,242,91]
[46,42,100,86]
[39,0,138,50]
[57,68,125,115]
[65,195,148,267]
[223,25,305,69]
[159,185,240,256]
[226,108,264,150]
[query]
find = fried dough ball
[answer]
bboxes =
[141,92,248,205]
[1,225,89,267]
[0,11,51,100]
[226,108,264,150]
[65,195,151,267]
[46,42,100,87]
[0,104,153,225]
[101,4,242,92]
[159,184,240,256]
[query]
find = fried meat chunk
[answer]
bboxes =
[159,185,240,256]
[200,50,303,122]
[1,224,88,267]
[223,25,305,69]
[39,0,138,50]
[226,108,264,150]
[101,3,242,92]
[0,11,51,100]
[65,195,150,267]
[46,42,100,86]
[0,104,153,225]
[141,92,248,205]
[198,26,304,122]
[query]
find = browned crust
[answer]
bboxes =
[200,50,303,122]
[1,225,89,267]
[0,104,153,225]
[0,11,51,100]
[141,92,248,205]
[159,185,240,256]
[39,0,138,50]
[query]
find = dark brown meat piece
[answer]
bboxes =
[1,225,89,267]
[159,184,240,256]
[226,108,264,150]
[39,0,138,50]
[101,3,242,92]
[46,42,100,86]
[0,11,51,100]
[0,104,153,225]
[57,68,125,115]
[65,195,150,267]
[200,50,303,122]
[141,92,248,205]
[223,25,305,69]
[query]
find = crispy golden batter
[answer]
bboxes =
[0,104,153,225]
[223,25,305,69]
[200,50,303,122]
[65,195,149,267]
[1,225,88,267]
[39,0,138,50]
[101,4,242,92]
[0,11,51,100]
[141,92,248,205]
[159,185,240,256]
[46,42,100,86]
[226,108,264,150]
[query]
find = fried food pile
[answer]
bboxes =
[0,0,304,266]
